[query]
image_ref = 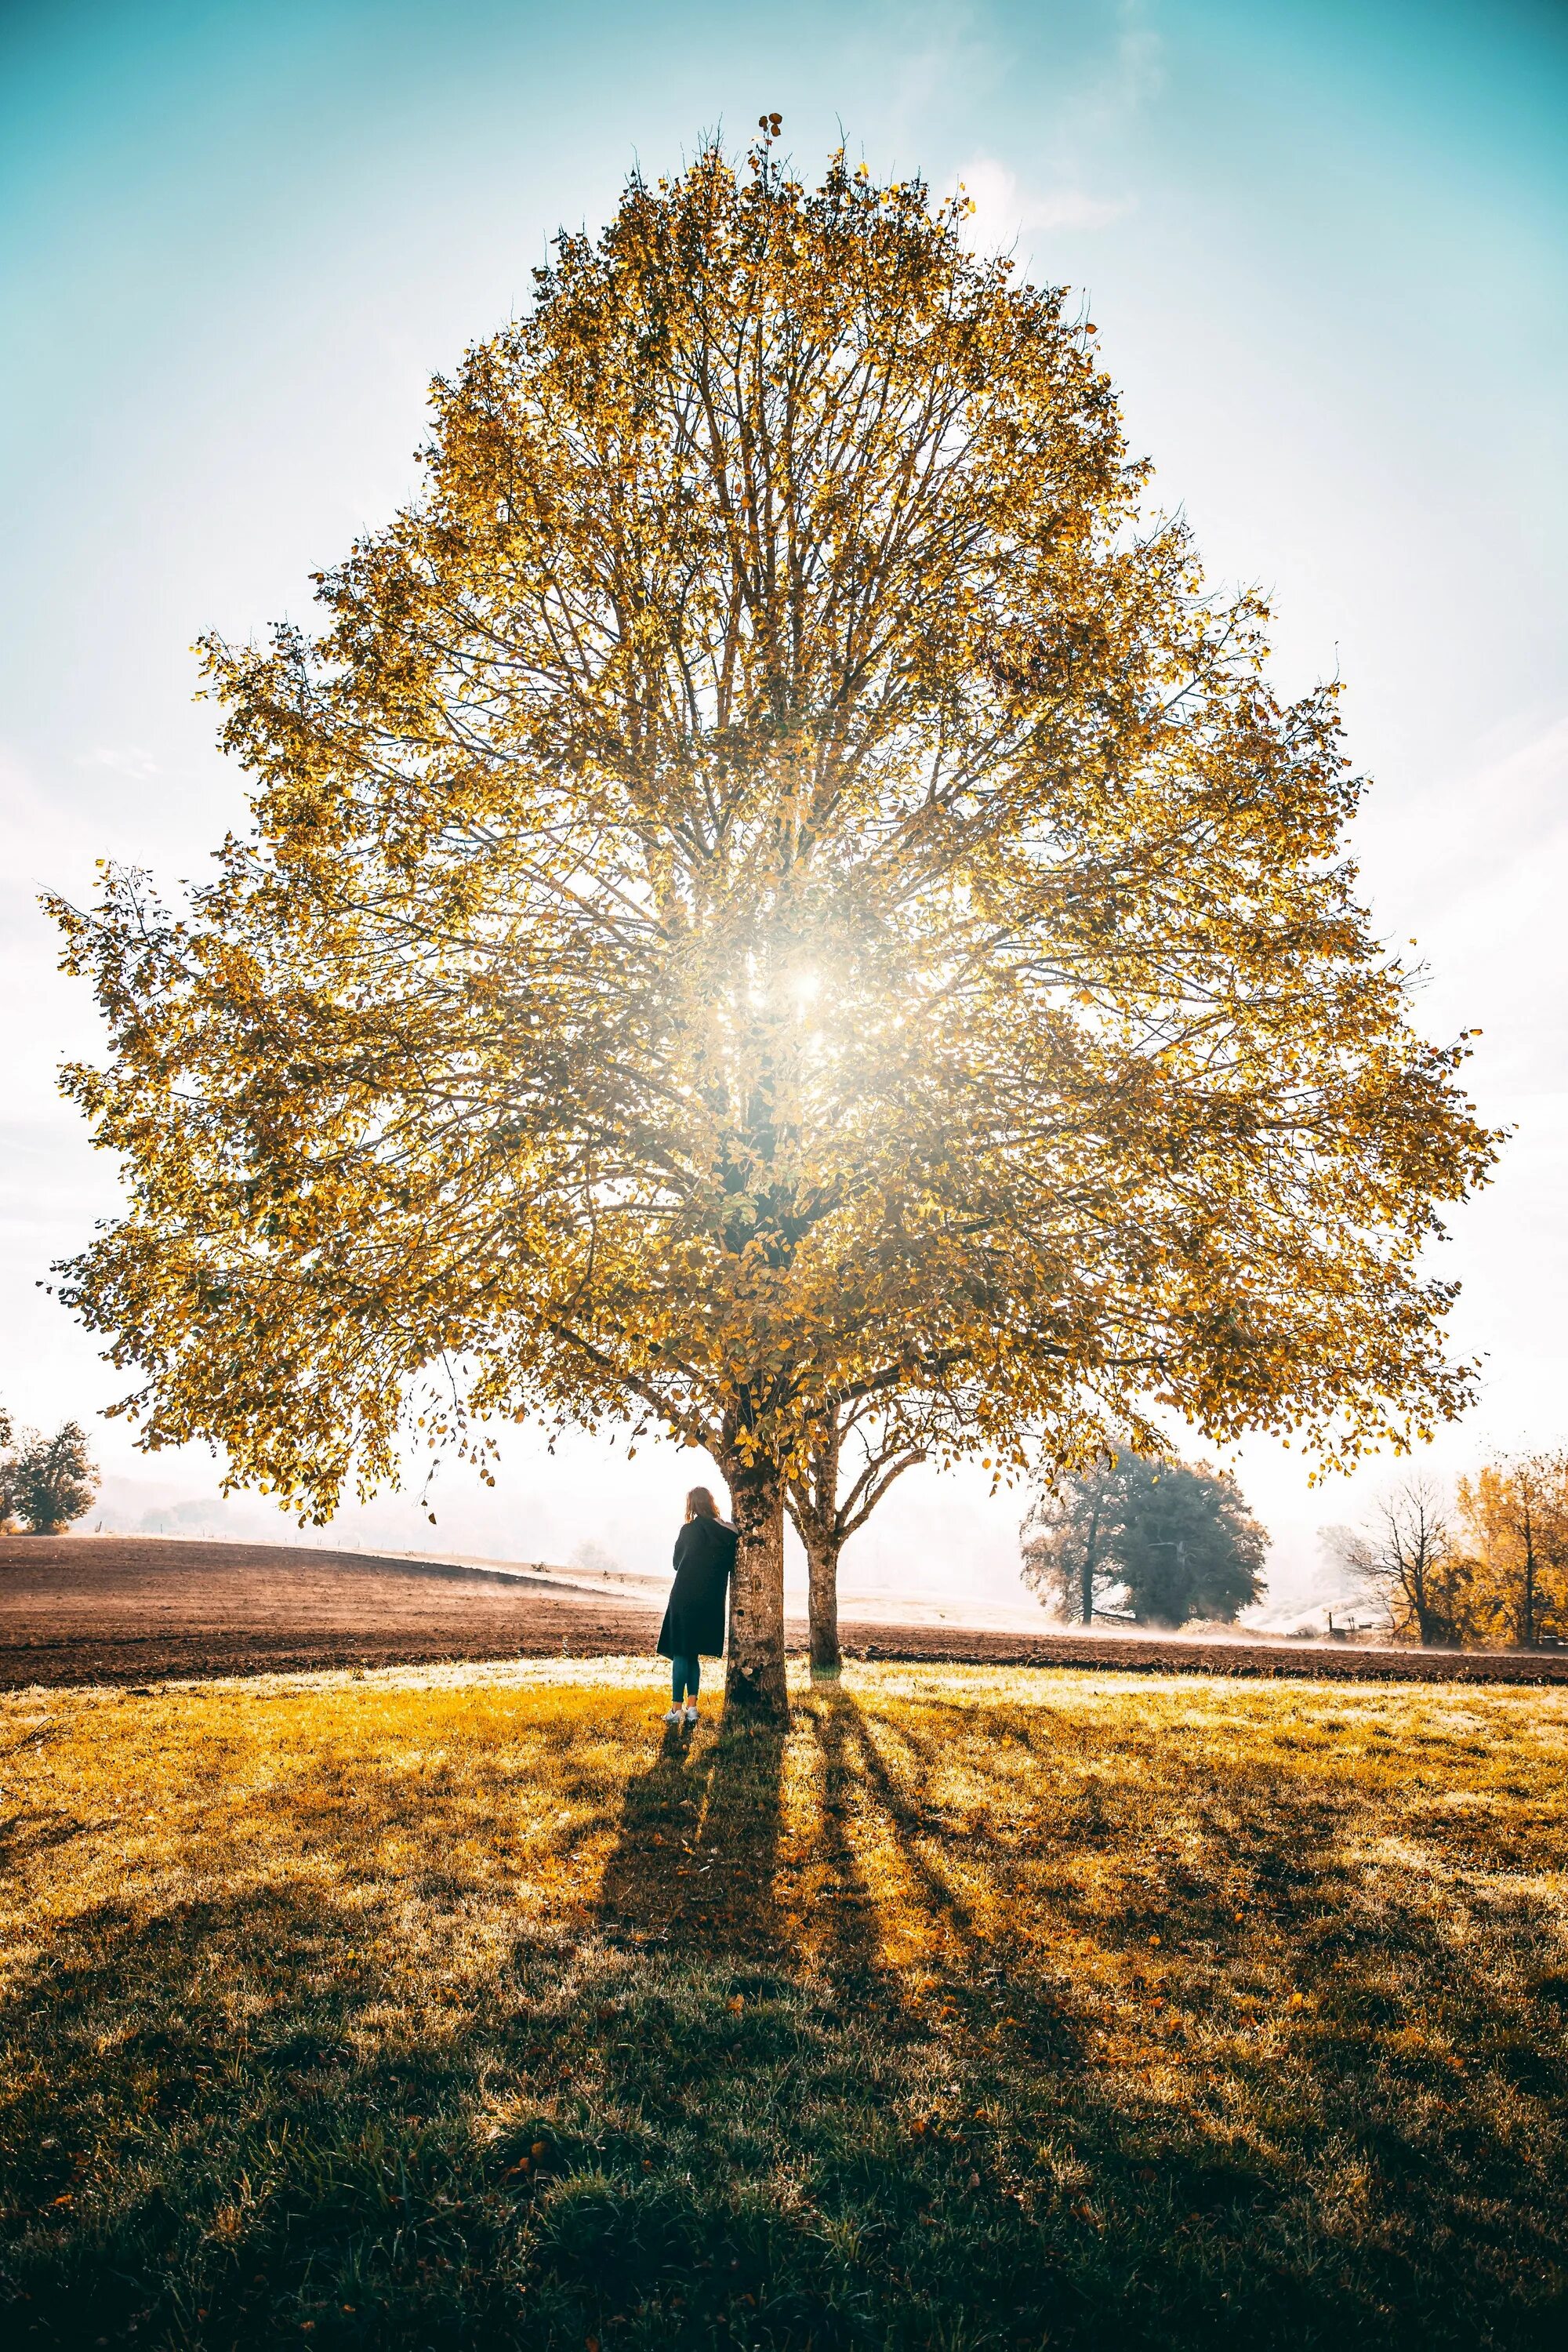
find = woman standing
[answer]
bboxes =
[659,1486,737,1728]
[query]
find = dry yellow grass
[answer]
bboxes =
[3,1660,1566,2348]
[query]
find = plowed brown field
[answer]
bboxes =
[0,1536,661,1688]
[2,1534,1566,1689]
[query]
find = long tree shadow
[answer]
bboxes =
[807,1690,1087,2080]
[593,1708,787,1957]
[806,1686,884,1984]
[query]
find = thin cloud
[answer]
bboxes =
[951,154,1134,254]
[77,746,160,780]
[1106,0,1164,115]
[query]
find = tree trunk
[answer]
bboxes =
[1080,1502,1100,1626]
[804,1421,843,1680]
[724,1454,790,1721]
[807,1528,843,1680]
[1521,1502,1537,1648]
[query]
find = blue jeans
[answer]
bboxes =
[670,1654,701,1703]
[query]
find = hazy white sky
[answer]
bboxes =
[2,0,1564,1607]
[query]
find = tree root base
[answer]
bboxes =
[721,1662,791,1726]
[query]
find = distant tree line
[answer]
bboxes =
[1021,1450,1267,1628]
[1326,1455,1568,1649]
[0,1406,100,1535]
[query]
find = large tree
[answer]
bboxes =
[53,134,1496,1719]
[1021,1449,1267,1628]
[5,1421,100,1537]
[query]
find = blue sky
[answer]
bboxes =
[2,0,1565,1603]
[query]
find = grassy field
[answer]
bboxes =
[2,1661,1565,2350]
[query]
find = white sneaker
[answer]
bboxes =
[683,1704,699,1727]
[662,1706,684,1726]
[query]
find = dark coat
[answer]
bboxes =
[657,1514,737,1659]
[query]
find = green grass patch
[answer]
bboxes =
[1,1661,1565,2347]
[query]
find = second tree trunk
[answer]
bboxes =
[807,1529,843,1679]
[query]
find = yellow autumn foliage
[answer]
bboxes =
[1454,1455,1568,1647]
[50,138,1497,1712]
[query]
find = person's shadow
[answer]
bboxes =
[593,1704,786,1956]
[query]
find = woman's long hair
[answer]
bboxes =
[685,1486,720,1522]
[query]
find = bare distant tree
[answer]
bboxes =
[1325,1476,1470,1646]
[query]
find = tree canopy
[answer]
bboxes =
[1455,1454,1568,1649]
[52,132,1497,1713]
[2,1421,100,1536]
[1022,1450,1267,1627]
